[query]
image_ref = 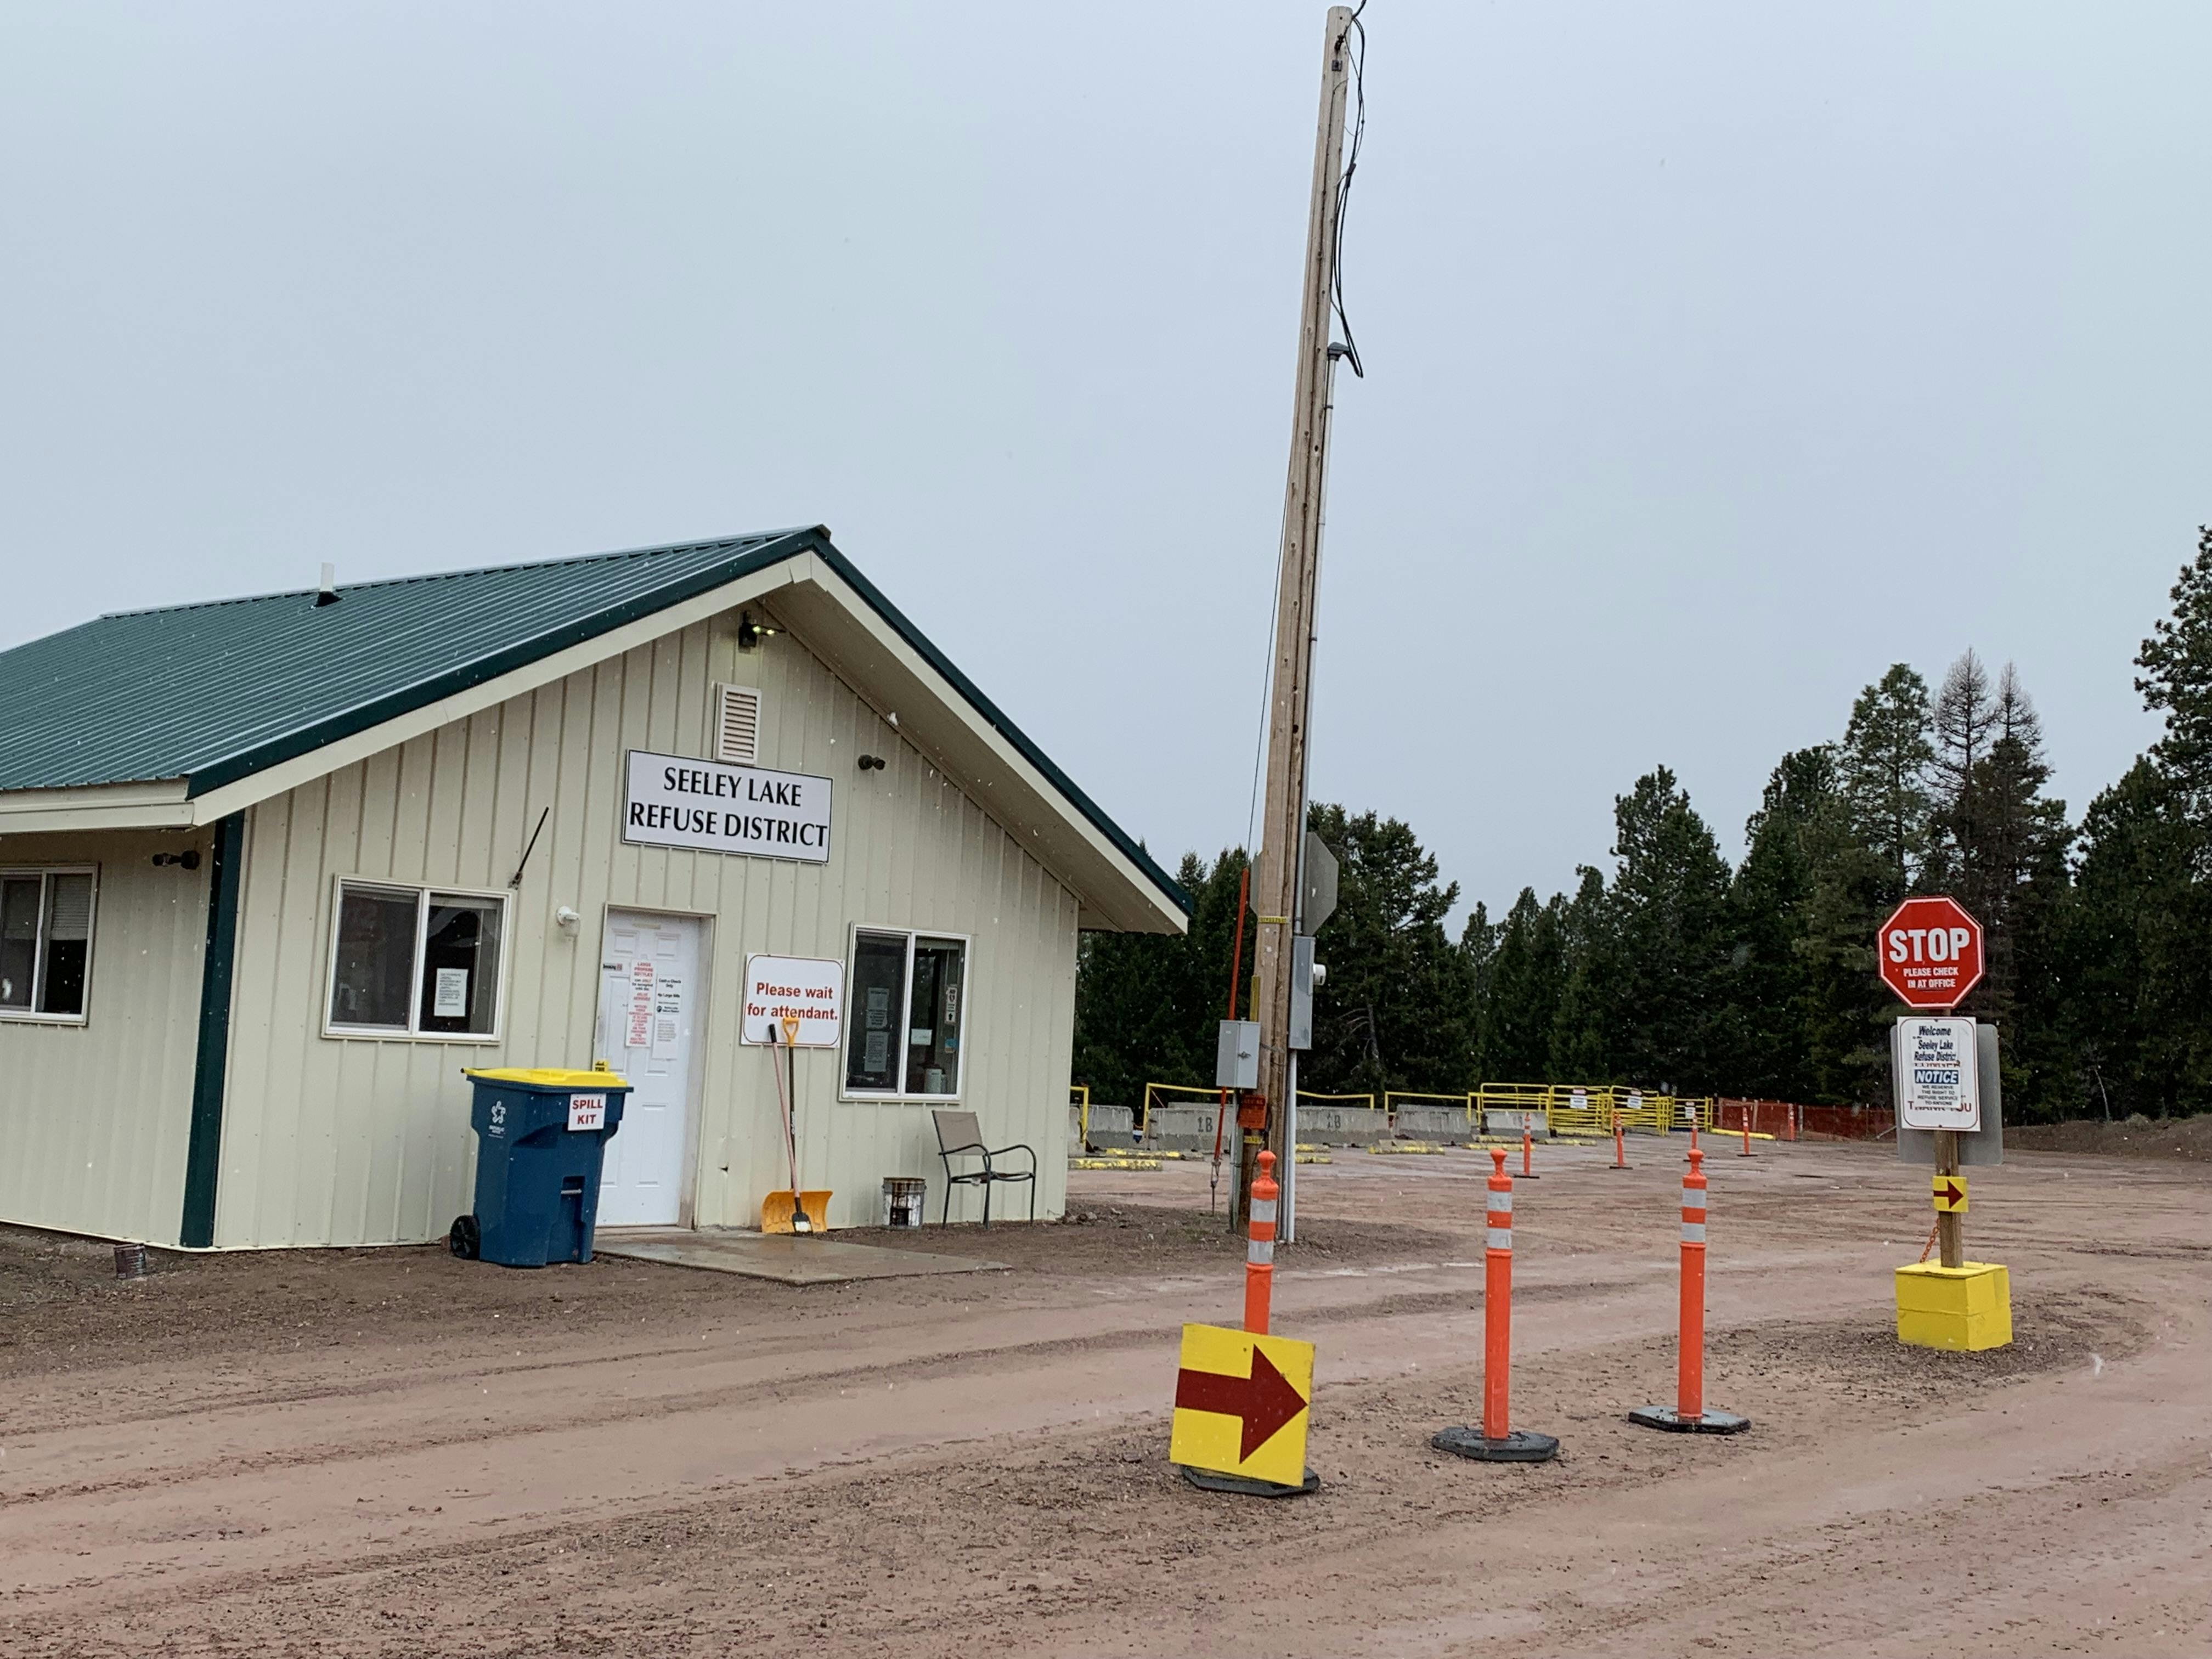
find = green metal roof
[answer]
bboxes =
[0,526,1189,916]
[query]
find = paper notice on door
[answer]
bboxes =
[626,960,656,1048]
[433,968,469,1018]
[650,977,684,1058]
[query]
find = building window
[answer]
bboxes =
[844,928,968,1098]
[326,880,506,1040]
[0,867,97,1022]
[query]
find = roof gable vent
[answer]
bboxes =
[713,684,763,765]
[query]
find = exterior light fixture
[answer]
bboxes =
[737,611,781,651]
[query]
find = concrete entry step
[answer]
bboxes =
[594,1229,1008,1284]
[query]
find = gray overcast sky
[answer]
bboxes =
[4,3,2207,919]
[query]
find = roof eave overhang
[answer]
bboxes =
[0,534,1188,933]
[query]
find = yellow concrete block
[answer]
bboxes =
[1894,1260,2012,1351]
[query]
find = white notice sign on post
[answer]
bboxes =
[1897,1017,1980,1131]
[742,954,844,1046]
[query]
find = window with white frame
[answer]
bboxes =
[327,881,506,1039]
[844,928,968,1097]
[0,867,97,1021]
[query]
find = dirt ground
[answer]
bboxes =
[2008,1111,2212,1161]
[2,1137,2207,1657]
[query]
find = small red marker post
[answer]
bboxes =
[1244,1151,1278,1335]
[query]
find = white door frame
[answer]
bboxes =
[596,904,714,1230]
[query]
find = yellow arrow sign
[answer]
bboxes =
[1169,1324,1313,1489]
[1931,1174,1968,1214]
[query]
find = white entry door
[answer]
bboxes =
[594,911,703,1227]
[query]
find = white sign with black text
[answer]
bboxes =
[1896,1017,1980,1132]
[742,954,845,1047]
[622,749,833,865]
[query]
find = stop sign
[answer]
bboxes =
[1877,896,1984,1009]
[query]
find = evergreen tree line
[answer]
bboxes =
[1075,528,2212,1123]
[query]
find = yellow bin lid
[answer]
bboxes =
[464,1066,632,1089]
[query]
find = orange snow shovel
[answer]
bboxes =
[761,1015,831,1234]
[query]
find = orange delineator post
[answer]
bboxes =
[1611,1107,1629,1170]
[1738,1103,1756,1158]
[1430,1144,1559,1460]
[1244,1150,1278,1335]
[1521,1126,1534,1177]
[1482,1148,1513,1440]
[1629,1146,1747,1434]
[1678,1148,1707,1418]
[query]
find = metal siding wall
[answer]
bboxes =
[0,831,210,1244]
[215,614,1081,1246]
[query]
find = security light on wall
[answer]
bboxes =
[736,611,780,651]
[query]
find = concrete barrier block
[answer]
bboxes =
[1482,1108,1550,1138]
[1392,1105,1471,1140]
[1291,1106,1391,1146]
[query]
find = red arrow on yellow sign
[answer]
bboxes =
[1932,1175,1968,1214]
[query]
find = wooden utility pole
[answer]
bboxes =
[1933,1130,1963,1268]
[1249,7,1356,1229]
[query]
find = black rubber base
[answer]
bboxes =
[1431,1426,1560,1463]
[1627,1406,1751,1435]
[1178,1464,1319,1498]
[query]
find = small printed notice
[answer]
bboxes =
[433,968,470,1018]
[627,960,656,1048]
[567,1093,607,1132]
[1897,1017,1980,1131]
[742,954,844,1046]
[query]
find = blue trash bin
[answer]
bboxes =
[453,1068,633,1267]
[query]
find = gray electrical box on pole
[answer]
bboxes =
[1288,935,1317,1050]
[1216,1020,1261,1091]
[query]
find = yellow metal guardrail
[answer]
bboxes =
[1069,1084,1090,1144]
[1471,1083,1716,1137]
[1102,1078,1716,1141]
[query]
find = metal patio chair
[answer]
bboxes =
[930,1108,1036,1227]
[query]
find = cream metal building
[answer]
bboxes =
[0,528,1186,1249]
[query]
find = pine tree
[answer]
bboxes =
[1587,769,1738,1090]
[1838,664,1935,901]
[1300,804,1476,1098]
[2134,525,2212,823]
[1730,747,1838,1101]
[2066,761,2212,1115]
[1071,848,1252,1107]
[1928,649,1997,895]
[1549,867,1615,1080]
[1476,889,1568,1082]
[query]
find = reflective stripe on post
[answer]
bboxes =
[1244,1152,1279,1335]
